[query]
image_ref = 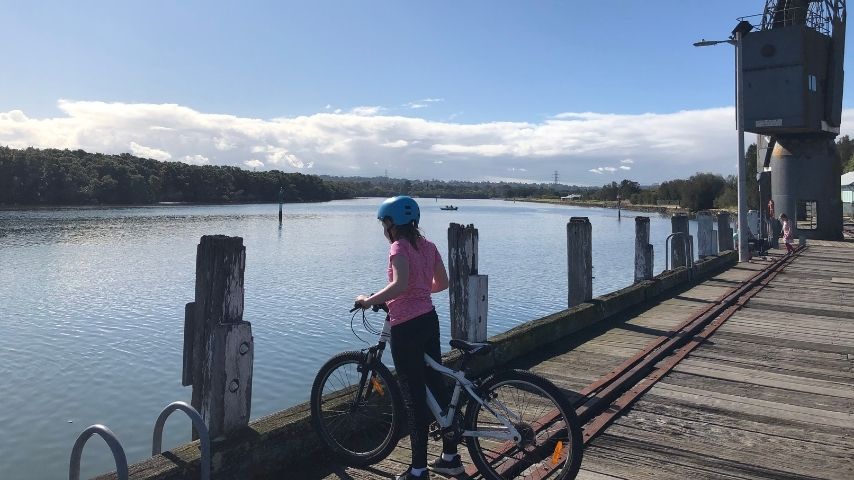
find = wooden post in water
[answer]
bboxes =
[183,235,253,442]
[697,211,716,257]
[670,214,689,269]
[567,217,592,307]
[278,187,284,226]
[634,216,653,283]
[448,223,487,342]
[717,212,734,251]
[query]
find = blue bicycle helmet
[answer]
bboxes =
[377,196,420,226]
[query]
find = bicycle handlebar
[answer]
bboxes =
[350,301,389,313]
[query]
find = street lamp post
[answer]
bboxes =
[694,20,752,263]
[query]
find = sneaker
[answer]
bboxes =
[395,467,430,480]
[429,455,464,476]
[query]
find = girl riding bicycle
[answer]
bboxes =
[355,196,463,480]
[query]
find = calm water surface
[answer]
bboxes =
[0,199,697,479]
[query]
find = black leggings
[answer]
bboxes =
[390,309,457,468]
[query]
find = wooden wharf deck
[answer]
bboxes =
[290,243,854,480]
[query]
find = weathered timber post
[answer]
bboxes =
[634,216,653,283]
[697,211,716,257]
[670,214,689,268]
[717,212,734,251]
[448,223,487,342]
[278,187,284,225]
[567,217,592,307]
[183,235,253,442]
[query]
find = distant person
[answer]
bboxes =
[355,196,461,480]
[780,213,794,254]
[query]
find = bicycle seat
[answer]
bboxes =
[449,339,493,356]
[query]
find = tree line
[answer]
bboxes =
[585,145,762,212]
[0,147,351,205]
[321,175,589,200]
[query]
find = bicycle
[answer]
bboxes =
[310,304,584,479]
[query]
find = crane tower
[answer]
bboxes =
[743,0,847,239]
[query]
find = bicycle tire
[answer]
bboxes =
[310,351,403,466]
[464,370,583,480]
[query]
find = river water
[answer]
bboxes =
[0,198,697,479]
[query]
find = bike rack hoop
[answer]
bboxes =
[152,401,211,480]
[69,424,128,480]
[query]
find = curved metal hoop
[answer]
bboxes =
[152,401,211,480]
[69,424,128,480]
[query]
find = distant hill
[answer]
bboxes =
[0,147,350,206]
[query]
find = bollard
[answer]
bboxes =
[634,216,653,282]
[448,223,487,342]
[717,212,734,251]
[183,235,253,441]
[567,217,592,307]
[671,214,689,268]
[697,211,716,257]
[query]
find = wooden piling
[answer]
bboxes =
[717,212,734,251]
[183,235,253,441]
[567,217,592,307]
[671,214,689,269]
[278,187,283,225]
[697,211,716,257]
[448,223,487,342]
[634,216,653,283]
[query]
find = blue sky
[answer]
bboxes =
[1,1,852,185]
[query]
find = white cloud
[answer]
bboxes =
[5,100,854,184]
[129,141,171,161]
[244,159,264,169]
[181,154,209,165]
[620,165,631,170]
[403,98,444,109]
[350,106,382,116]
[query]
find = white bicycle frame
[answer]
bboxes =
[379,318,522,443]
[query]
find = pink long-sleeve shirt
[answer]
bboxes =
[386,237,442,326]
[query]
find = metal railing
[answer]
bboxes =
[69,425,128,480]
[152,401,211,480]
[69,401,210,480]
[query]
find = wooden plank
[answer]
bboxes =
[647,382,854,427]
[673,359,854,398]
[632,398,853,447]
[603,409,852,478]
[710,330,854,354]
[584,434,784,480]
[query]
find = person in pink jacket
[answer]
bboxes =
[780,213,794,254]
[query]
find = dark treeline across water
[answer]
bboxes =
[0,147,587,206]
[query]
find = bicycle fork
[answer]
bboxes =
[351,343,388,410]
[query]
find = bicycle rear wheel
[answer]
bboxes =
[310,351,403,466]
[464,370,583,480]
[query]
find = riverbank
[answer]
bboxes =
[512,197,745,220]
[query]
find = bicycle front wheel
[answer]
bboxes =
[310,351,403,466]
[464,370,583,480]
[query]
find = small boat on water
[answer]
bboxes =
[440,205,458,211]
